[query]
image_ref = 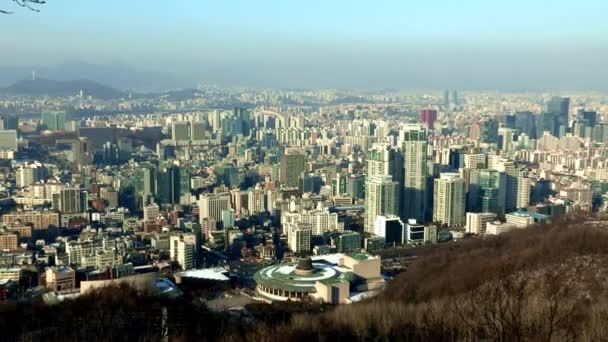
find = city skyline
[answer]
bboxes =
[2,2,608,340]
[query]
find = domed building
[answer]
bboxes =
[254,253,384,304]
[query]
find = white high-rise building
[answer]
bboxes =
[248,187,266,214]
[364,175,399,234]
[401,125,428,223]
[366,143,399,178]
[287,223,312,254]
[170,233,196,270]
[463,153,487,169]
[433,173,466,227]
[198,193,230,223]
[16,162,45,188]
[516,176,531,209]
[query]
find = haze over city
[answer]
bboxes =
[3,1,608,341]
[1,0,608,90]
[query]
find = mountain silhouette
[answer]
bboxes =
[3,78,126,100]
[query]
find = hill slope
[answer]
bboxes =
[1,214,608,341]
[243,214,608,341]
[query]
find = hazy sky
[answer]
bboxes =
[2,0,608,89]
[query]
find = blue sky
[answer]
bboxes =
[2,0,607,89]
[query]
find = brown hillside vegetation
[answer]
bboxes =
[2,214,608,341]
[236,214,608,341]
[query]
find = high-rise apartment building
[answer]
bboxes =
[280,148,307,187]
[433,173,465,227]
[364,175,399,234]
[287,223,312,254]
[401,126,428,223]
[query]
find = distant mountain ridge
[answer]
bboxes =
[2,78,126,100]
[0,61,189,92]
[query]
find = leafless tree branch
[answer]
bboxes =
[1,0,46,14]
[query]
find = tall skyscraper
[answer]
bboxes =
[0,114,18,130]
[516,176,531,209]
[190,121,206,140]
[70,138,93,166]
[364,175,399,234]
[156,165,180,205]
[16,162,45,188]
[514,111,536,138]
[498,127,516,152]
[346,174,365,200]
[59,187,86,214]
[479,119,499,144]
[419,109,437,130]
[41,111,67,131]
[401,126,428,223]
[135,164,157,207]
[280,148,307,187]
[433,173,465,227]
[117,138,133,162]
[236,108,253,136]
[468,169,507,215]
[547,96,570,137]
[452,90,458,106]
[172,121,190,142]
[366,144,400,179]
[503,162,530,212]
[366,143,402,221]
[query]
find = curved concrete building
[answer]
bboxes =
[254,253,384,304]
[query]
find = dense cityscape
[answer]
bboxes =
[0,87,606,306]
[3,1,608,340]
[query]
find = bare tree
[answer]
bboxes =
[1,0,46,14]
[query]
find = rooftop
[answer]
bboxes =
[178,267,230,281]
